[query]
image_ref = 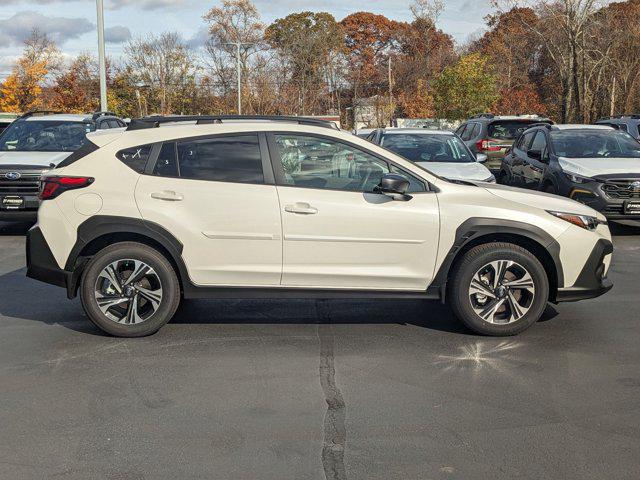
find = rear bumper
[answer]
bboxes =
[26,225,76,298]
[555,238,614,303]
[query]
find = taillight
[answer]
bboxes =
[476,140,502,152]
[39,176,94,201]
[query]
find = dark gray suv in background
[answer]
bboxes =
[456,114,552,172]
[500,123,640,220]
[596,115,640,140]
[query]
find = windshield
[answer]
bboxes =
[380,133,475,163]
[550,130,640,159]
[0,120,95,152]
[488,120,548,140]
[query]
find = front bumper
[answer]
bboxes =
[26,225,78,298]
[563,179,640,220]
[555,238,614,302]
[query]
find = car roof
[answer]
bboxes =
[553,124,615,131]
[380,128,454,136]
[22,114,94,122]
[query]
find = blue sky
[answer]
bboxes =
[0,0,493,80]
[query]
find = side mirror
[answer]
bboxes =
[374,173,412,201]
[527,149,542,161]
[476,153,488,163]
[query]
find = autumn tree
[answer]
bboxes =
[265,12,343,115]
[124,32,195,114]
[433,53,499,120]
[0,30,61,112]
[203,0,264,109]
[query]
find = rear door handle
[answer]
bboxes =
[151,190,184,202]
[284,203,318,215]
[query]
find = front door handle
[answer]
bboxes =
[285,203,318,215]
[151,190,184,202]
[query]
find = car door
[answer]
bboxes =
[511,131,536,186]
[135,133,283,286]
[522,130,548,188]
[268,132,440,291]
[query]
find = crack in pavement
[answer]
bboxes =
[316,300,347,480]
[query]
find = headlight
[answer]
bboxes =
[563,170,591,184]
[483,174,496,183]
[547,211,605,230]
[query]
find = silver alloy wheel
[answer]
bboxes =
[468,260,535,325]
[94,259,163,325]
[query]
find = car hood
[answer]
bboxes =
[482,182,601,218]
[0,151,72,167]
[416,161,492,182]
[558,156,640,177]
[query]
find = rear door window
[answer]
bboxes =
[530,131,547,155]
[516,131,536,152]
[153,134,264,184]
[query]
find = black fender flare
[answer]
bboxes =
[65,215,190,297]
[430,218,564,300]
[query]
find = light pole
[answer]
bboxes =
[96,0,108,111]
[223,42,254,115]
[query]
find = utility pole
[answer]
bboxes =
[388,56,393,127]
[223,42,254,115]
[96,0,108,111]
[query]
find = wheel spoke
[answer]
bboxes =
[504,273,535,293]
[469,274,496,298]
[136,286,162,311]
[96,295,129,314]
[125,294,140,324]
[123,260,151,286]
[98,264,123,294]
[490,260,513,288]
[477,298,506,323]
[506,290,528,322]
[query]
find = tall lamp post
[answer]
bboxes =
[96,0,108,111]
[223,42,254,115]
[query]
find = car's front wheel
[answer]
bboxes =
[80,242,180,337]
[449,242,549,336]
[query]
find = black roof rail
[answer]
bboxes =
[92,111,118,120]
[471,113,495,119]
[18,111,63,120]
[526,122,554,130]
[126,115,340,131]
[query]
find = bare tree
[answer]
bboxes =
[125,32,195,114]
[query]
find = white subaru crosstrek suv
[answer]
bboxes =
[26,116,614,337]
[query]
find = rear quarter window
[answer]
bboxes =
[116,144,154,173]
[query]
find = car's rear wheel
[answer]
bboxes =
[449,242,549,336]
[80,242,180,337]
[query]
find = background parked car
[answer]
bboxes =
[500,123,640,220]
[595,115,640,140]
[456,114,553,172]
[367,128,495,183]
[0,111,126,222]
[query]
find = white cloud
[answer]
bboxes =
[105,25,131,43]
[0,11,94,46]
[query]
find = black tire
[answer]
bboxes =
[80,242,180,337]
[448,242,549,336]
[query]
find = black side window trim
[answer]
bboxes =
[144,131,275,185]
[265,131,430,194]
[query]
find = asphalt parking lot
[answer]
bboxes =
[1,221,639,480]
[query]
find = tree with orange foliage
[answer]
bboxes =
[398,79,435,118]
[0,30,60,113]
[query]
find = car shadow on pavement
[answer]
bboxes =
[0,221,33,236]
[609,220,640,236]
[0,265,560,337]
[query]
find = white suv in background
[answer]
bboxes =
[366,128,495,183]
[27,116,614,337]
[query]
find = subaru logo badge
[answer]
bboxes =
[630,181,640,192]
[4,172,21,180]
